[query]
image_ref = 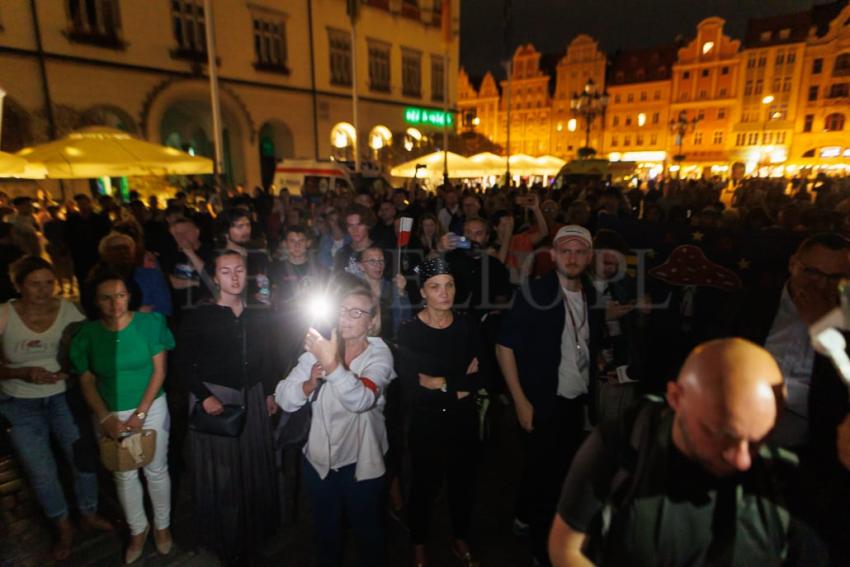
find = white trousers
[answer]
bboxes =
[110,395,171,535]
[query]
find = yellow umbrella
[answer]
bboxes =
[0,150,29,177]
[15,126,213,179]
[390,151,480,179]
[468,152,506,173]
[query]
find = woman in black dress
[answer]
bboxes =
[397,257,481,567]
[175,250,279,565]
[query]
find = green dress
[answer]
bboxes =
[70,312,175,412]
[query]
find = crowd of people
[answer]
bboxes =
[0,173,848,567]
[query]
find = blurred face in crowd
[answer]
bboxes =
[75,196,93,214]
[338,292,374,341]
[214,253,247,298]
[96,279,130,321]
[170,220,200,250]
[462,196,481,219]
[789,244,850,313]
[421,274,455,312]
[354,194,374,209]
[464,219,489,247]
[346,213,369,245]
[228,216,252,246]
[421,218,437,240]
[378,201,396,225]
[596,249,627,281]
[284,231,309,264]
[551,237,593,281]
[392,191,407,209]
[19,269,56,305]
[358,248,386,281]
[444,190,459,208]
[102,238,135,267]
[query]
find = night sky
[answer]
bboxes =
[461,0,824,80]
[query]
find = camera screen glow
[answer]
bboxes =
[306,294,333,324]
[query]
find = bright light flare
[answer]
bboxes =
[305,293,333,325]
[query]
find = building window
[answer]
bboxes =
[611,136,618,147]
[721,66,729,75]
[787,51,796,64]
[172,0,206,56]
[754,79,763,94]
[697,109,705,121]
[813,58,823,74]
[763,132,773,144]
[772,77,781,93]
[698,90,707,99]
[713,130,723,144]
[625,116,632,126]
[760,31,771,42]
[735,133,744,146]
[252,14,287,71]
[368,41,391,93]
[745,81,753,96]
[66,0,122,46]
[401,48,421,97]
[652,112,659,124]
[431,55,444,101]
[829,83,849,98]
[825,112,845,131]
[718,87,727,97]
[623,135,631,146]
[718,108,726,119]
[612,116,619,127]
[636,134,644,145]
[809,85,819,101]
[650,134,657,145]
[328,28,352,86]
[803,114,814,132]
[779,28,791,40]
[654,90,661,100]
[775,53,785,66]
[776,131,786,143]
[834,53,850,76]
[742,112,750,123]
[783,77,791,92]
[693,131,703,145]
[758,56,766,67]
[614,94,621,103]
[747,57,756,69]
[627,93,634,103]
[640,91,647,101]
[701,69,709,78]
[683,71,690,79]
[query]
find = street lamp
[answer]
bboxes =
[570,79,608,158]
[669,109,701,177]
[760,94,776,174]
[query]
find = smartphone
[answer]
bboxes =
[456,236,472,249]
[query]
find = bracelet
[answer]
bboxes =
[98,413,114,425]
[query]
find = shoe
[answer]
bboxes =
[512,516,530,537]
[52,517,73,562]
[124,526,149,565]
[154,527,173,555]
[451,539,479,567]
[80,513,114,533]
[413,544,427,567]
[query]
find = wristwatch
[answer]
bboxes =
[134,410,147,420]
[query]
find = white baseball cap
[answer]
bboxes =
[553,225,592,248]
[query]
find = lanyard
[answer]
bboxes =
[564,289,587,353]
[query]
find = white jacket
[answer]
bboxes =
[275,337,396,481]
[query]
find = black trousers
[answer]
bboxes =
[407,400,479,545]
[516,395,587,565]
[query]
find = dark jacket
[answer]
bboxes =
[498,270,605,423]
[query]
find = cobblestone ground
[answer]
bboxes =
[0,401,533,567]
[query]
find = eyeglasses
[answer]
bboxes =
[362,259,385,265]
[340,306,372,320]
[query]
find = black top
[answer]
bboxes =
[175,303,277,402]
[497,270,605,422]
[558,399,802,566]
[397,313,481,411]
[164,243,215,313]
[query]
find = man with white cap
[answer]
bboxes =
[497,224,604,567]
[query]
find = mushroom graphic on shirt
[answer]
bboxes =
[649,244,742,291]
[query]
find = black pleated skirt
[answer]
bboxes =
[189,381,280,564]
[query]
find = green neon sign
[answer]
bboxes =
[404,107,454,127]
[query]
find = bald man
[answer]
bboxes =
[549,339,818,567]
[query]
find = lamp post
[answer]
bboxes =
[570,79,608,159]
[669,110,701,178]
[759,94,776,175]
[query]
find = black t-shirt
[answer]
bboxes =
[167,243,215,313]
[557,399,803,567]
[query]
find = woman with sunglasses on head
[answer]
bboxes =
[174,250,279,566]
[397,257,482,567]
[71,270,175,565]
[275,274,396,567]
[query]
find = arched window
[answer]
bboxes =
[825,112,845,131]
[834,53,850,76]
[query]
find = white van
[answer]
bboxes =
[272,159,354,198]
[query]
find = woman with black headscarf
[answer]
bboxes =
[396,257,482,567]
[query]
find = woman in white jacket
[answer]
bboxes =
[275,276,395,567]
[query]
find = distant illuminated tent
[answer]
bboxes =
[14,126,213,179]
[390,151,480,179]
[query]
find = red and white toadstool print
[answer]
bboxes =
[649,245,742,291]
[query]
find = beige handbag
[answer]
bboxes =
[98,430,157,472]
